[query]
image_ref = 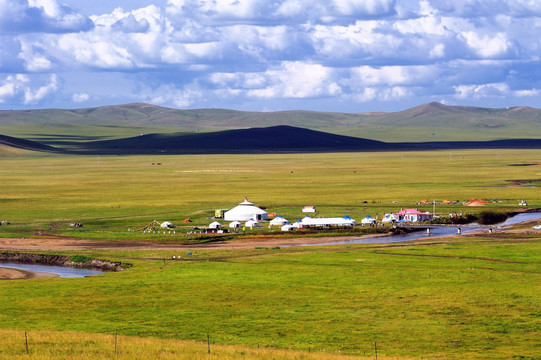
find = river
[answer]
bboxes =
[286,211,541,247]
[0,262,104,278]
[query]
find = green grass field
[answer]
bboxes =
[0,149,540,359]
[0,236,539,359]
[0,149,540,240]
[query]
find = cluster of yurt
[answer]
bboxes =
[209,199,360,231]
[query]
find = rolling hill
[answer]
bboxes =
[2,125,541,155]
[2,102,541,138]
[68,125,541,155]
[0,134,62,154]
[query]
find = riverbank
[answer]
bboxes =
[0,233,393,250]
[0,266,57,280]
[0,252,131,272]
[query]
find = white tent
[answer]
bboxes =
[209,221,222,229]
[160,221,175,229]
[299,216,356,227]
[224,199,268,221]
[382,213,398,223]
[229,221,241,228]
[361,216,376,225]
[245,219,259,228]
[270,216,288,226]
[281,224,295,231]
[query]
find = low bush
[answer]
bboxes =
[477,211,508,225]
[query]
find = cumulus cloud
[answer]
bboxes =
[112,14,150,33]
[454,82,510,99]
[0,0,93,34]
[2,0,541,110]
[24,74,60,104]
[0,74,60,105]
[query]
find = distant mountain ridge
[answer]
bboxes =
[2,102,541,132]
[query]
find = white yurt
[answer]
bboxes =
[281,224,295,231]
[270,216,288,226]
[209,221,222,229]
[361,215,376,225]
[229,221,241,228]
[245,219,259,228]
[224,198,268,221]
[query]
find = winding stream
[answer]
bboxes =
[286,212,541,247]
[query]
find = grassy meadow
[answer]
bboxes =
[0,236,540,359]
[0,149,541,239]
[0,149,540,359]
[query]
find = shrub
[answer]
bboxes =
[69,255,91,263]
[477,211,508,225]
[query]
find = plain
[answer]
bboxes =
[0,149,540,359]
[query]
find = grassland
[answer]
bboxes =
[0,235,540,359]
[0,149,540,240]
[0,149,540,359]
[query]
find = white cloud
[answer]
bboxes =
[148,85,202,107]
[3,0,541,110]
[0,83,16,103]
[454,82,510,99]
[514,88,541,97]
[72,93,90,102]
[461,31,511,58]
[332,0,396,16]
[245,61,342,99]
[349,65,439,86]
[0,0,93,34]
[24,74,59,104]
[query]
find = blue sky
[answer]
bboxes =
[1,0,541,112]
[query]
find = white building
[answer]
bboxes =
[224,199,268,221]
[296,216,356,228]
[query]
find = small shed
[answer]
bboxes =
[302,206,316,213]
[215,209,228,218]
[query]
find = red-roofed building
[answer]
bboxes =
[397,208,433,222]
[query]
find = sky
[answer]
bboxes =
[1,0,541,112]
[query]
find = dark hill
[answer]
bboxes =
[71,125,541,155]
[76,125,388,154]
[0,134,62,153]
